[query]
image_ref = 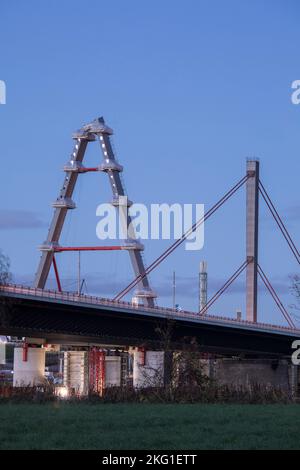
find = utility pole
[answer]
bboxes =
[77,251,81,295]
[172,271,176,309]
[246,159,259,322]
[199,261,208,314]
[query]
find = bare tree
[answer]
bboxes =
[290,275,300,322]
[0,251,12,327]
[0,251,12,285]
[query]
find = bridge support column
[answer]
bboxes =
[64,351,89,395]
[13,345,46,387]
[133,350,164,388]
[246,159,259,322]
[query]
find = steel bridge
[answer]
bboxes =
[1,284,299,357]
[0,116,299,361]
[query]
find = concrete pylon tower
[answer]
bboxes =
[199,261,208,314]
[246,159,259,322]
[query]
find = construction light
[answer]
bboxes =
[56,386,69,398]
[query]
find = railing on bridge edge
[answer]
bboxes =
[0,283,299,335]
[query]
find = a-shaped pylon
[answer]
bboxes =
[34,117,156,307]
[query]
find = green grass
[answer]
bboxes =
[0,403,300,449]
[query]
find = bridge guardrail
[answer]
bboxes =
[0,283,298,334]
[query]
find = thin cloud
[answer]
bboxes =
[0,210,47,230]
[12,272,293,300]
[261,204,300,227]
[156,273,291,298]
[13,272,129,296]
[285,205,300,222]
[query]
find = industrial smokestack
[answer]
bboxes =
[199,261,208,314]
[236,308,242,321]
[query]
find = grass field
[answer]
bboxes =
[0,403,300,450]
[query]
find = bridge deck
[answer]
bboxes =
[0,284,298,338]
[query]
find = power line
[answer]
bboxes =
[114,174,249,301]
[259,181,300,264]
[257,264,295,329]
[199,259,249,315]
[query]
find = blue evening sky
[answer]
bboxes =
[0,0,299,325]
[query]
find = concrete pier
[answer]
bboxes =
[133,350,164,388]
[13,347,45,387]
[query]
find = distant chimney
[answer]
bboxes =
[199,261,208,314]
[236,309,242,321]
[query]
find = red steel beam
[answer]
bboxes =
[78,167,99,173]
[22,343,28,362]
[52,255,62,292]
[54,246,126,252]
[100,351,106,396]
[138,347,146,366]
